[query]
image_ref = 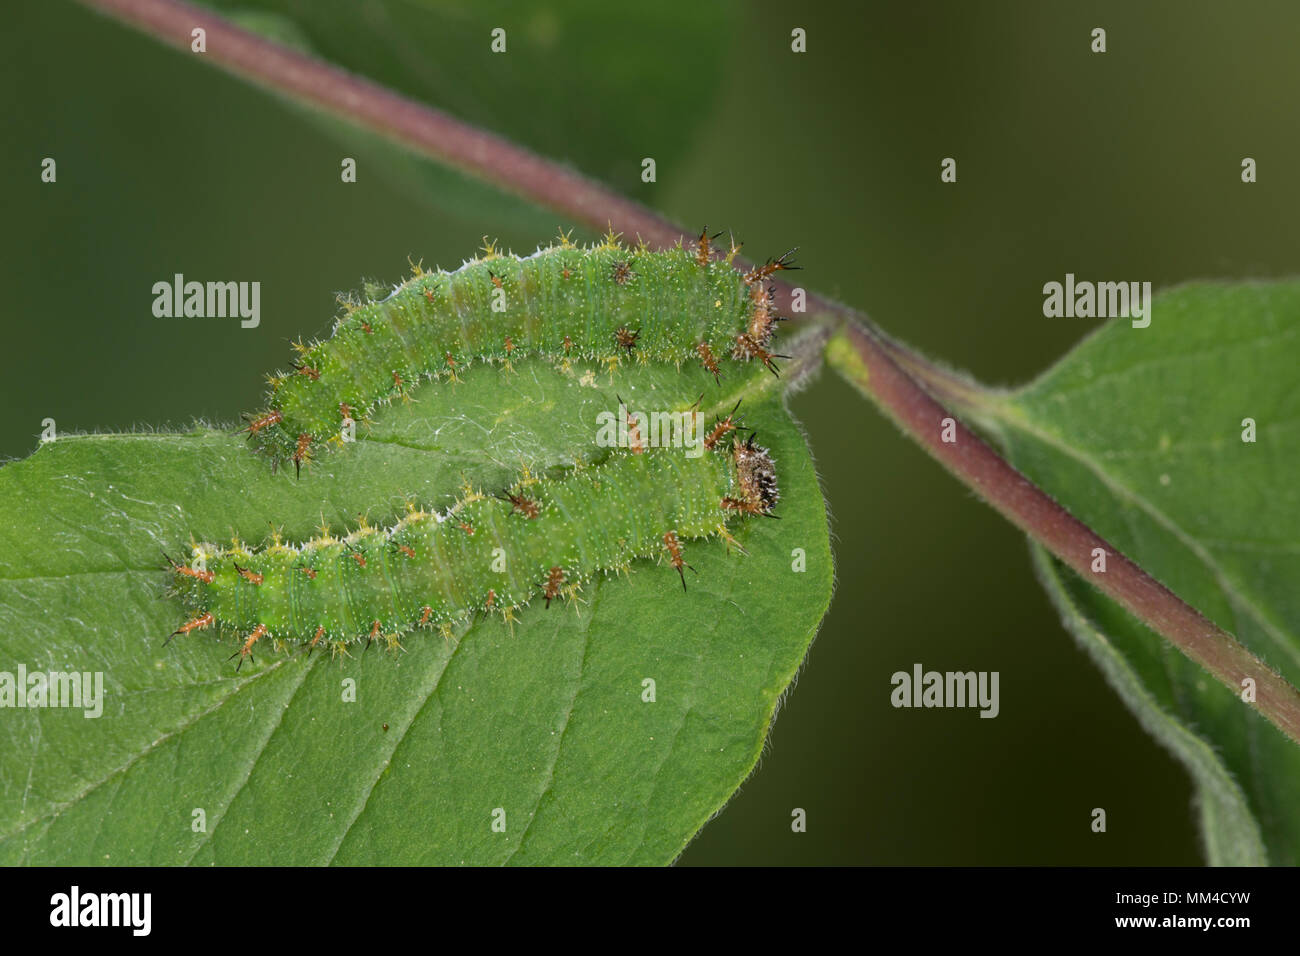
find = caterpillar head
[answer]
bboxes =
[731,435,779,514]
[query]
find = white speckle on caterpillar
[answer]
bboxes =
[169,439,779,668]
[243,234,793,473]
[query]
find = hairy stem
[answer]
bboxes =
[80,0,1300,745]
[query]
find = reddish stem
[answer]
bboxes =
[829,321,1300,746]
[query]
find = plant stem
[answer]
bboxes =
[827,320,1300,747]
[80,0,688,249]
[79,0,1300,746]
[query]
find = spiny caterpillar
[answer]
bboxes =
[245,230,795,473]
[168,435,779,667]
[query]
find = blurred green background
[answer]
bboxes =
[4,0,1297,864]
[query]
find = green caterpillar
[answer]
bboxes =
[168,434,779,666]
[244,232,793,473]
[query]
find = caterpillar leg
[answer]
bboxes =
[165,612,213,646]
[228,625,267,672]
[743,249,799,284]
[293,434,313,480]
[540,566,566,608]
[704,399,744,450]
[695,226,723,266]
[662,531,697,592]
[715,523,748,556]
[164,551,214,584]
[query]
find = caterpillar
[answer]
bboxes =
[245,231,794,473]
[168,435,780,667]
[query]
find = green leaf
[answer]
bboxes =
[962,280,1300,865]
[0,354,830,865]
